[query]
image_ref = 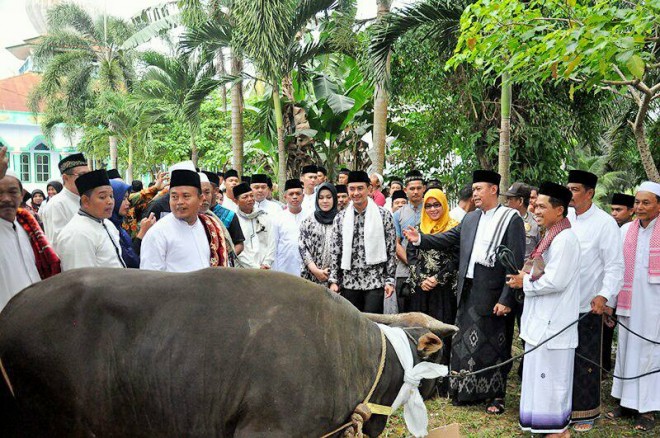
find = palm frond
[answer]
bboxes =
[122,14,181,50]
[291,0,337,34]
[46,3,96,39]
[179,18,232,55]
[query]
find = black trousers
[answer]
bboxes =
[342,288,384,313]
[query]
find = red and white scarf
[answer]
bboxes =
[15,208,61,279]
[523,217,571,281]
[199,213,229,268]
[618,219,660,312]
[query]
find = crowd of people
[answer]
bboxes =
[1,144,658,436]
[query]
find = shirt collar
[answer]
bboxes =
[480,204,501,216]
[575,202,597,220]
[641,217,658,230]
[63,187,80,200]
[0,217,17,230]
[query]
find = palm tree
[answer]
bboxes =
[372,0,391,175]
[31,3,136,168]
[232,0,347,198]
[137,50,233,166]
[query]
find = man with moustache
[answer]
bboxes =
[201,171,244,257]
[233,182,275,270]
[140,170,229,272]
[271,179,309,275]
[250,173,283,218]
[54,170,126,271]
[565,170,624,431]
[336,184,349,210]
[328,171,397,313]
[404,170,525,414]
[41,153,89,243]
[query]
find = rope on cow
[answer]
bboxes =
[0,357,15,398]
[320,328,388,438]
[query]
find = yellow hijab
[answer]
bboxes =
[420,188,459,234]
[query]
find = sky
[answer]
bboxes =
[0,0,411,79]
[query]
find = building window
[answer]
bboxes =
[19,154,30,181]
[35,154,50,183]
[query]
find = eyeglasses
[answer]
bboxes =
[424,203,442,210]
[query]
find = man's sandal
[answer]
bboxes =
[606,406,636,420]
[486,398,505,415]
[634,413,656,432]
[572,419,594,432]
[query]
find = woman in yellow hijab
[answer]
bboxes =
[406,187,460,395]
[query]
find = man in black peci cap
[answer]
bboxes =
[54,169,126,271]
[300,164,318,215]
[566,169,624,432]
[335,184,349,210]
[271,179,309,275]
[404,169,526,413]
[610,193,636,227]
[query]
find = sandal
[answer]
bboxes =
[606,406,636,420]
[486,398,505,415]
[572,420,594,432]
[634,413,656,432]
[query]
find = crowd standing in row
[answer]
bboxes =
[0,145,658,436]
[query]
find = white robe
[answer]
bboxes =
[612,218,660,413]
[0,218,41,309]
[140,213,210,273]
[255,199,283,218]
[40,187,80,244]
[519,228,581,433]
[272,209,306,276]
[302,193,316,217]
[222,196,238,212]
[236,211,276,269]
[568,204,624,311]
[54,213,124,271]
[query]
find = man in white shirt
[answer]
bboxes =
[272,179,308,275]
[222,169,240,212]
[507,182,580,437]
[141,170,229,272]
[449,184,475,223]
[251,173,283,218]
[608,182,660,432]
[565,170,624,431]
[55,169,126,271]
[300,164,318,215]
[233,182,275,269]
[41,153,89,243]
[0,169,55,308]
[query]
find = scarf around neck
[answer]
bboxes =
[618,218,660,314]
[341,198,387,270]
[523,216,571,281]
[15,208,61,279]
[420,188,458,234]
[314,182,338,225]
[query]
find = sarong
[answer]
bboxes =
[520,343,574,433]
[449,282,511,403]
[571,312,602,421]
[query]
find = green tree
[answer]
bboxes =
[31,3,137,168]
[448,0,660,181]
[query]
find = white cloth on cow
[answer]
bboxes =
[377,324,448,438]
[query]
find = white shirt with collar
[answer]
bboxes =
[271,208,307,276]
[449,205,467,223]
[54,212,125,271]
[255,198,283,218]
[40,187,80,243]
[0,218,41,308]
[567,203,624,312]
[236,210,276,269]
[302,192,316,216]
[140,213,210,273]
[466,205,501,279]
[222,196,238,212]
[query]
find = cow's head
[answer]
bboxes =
[363,312,458,360]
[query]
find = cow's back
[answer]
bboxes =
[0,268,384,437]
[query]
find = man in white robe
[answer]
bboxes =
[300,165,318,216]
[221,169,240,212]
[0,169,44,307]
[272,179,307,275]
[41,153,90,244]
[566,170,624,430]
[55,169,125,271]
[233,182,275,269]
[141,170,215,272]
[251,174,283,218]
[609,181,660,431]
[508,182,581,437]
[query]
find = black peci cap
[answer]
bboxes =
[472,170,501,186]
[170,170,201,190]
[568,170,598,189]
[611,193,635,208]
[75,169,110,195]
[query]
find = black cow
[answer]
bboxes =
[0,268,457,437]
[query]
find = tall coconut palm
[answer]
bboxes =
[138,50,234,166]
[31,2,136,168]
[372,0,391,175]
[232,0,348,198]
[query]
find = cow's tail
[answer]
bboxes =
[0,357,19,436]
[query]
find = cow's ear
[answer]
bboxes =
[417,332,443,358]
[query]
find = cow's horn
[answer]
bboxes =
[363,312,459,338]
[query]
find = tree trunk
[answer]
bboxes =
[108,133,118,169]
[273,85,286,201]
[372,0,391,175]
[631,90,660,181]
[190,131,198,167]
[216,50,228,114]
[498,73,512,195]
[126,141,134,182]
[230,53,244,176]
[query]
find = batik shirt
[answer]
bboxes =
[328,207,397,290]
[298,216,333,285]
[122,185,163,239]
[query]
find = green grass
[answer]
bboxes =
[382,343,646,437]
